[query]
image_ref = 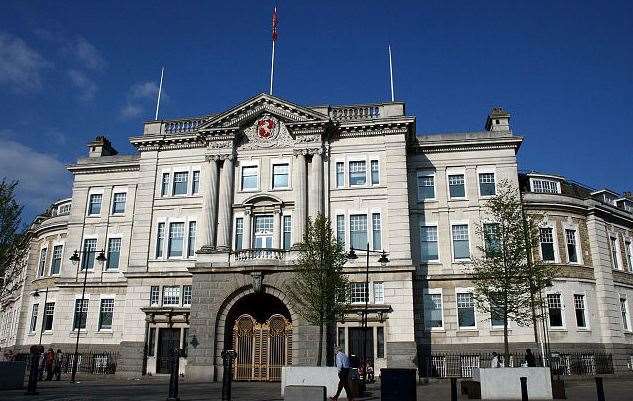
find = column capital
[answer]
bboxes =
[293,147,323,156]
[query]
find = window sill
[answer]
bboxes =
[270,187,292,192]
[103,270,120,273]
[457,327,478,332]
[86,214,101,218]
[417,199,437,203]
[96,329,113,334]
[420,261,442,265]
[577,328,591,332]
[448,198,468,202]
[239,189,260,193]
[548,327,567,332]
[430,328,445,333]
[110,213,126,217]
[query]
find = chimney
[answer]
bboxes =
[87,136,118,158]
[485,107,511,132]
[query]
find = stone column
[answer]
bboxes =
[243,209,252,249]
[293,153,307,246]
[198,158,219,250]
[311,152,324,216]
[215,157,235,251]
[273,207,282,248]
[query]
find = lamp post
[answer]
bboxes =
[346,243,389,385]
[33,287,49,345]
[68,248,106,382]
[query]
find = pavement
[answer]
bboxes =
[2,375,632,401]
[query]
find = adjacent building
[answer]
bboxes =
[1,94,632,379]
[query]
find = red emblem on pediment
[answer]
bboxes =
[257,118,276,139]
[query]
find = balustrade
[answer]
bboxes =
[163,118,206,134]
[233,248,287,261]
[330,105,381,121]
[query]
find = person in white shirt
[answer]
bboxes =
[491,352,501,368]
[330,346,353,401]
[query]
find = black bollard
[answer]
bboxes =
[450,377,457,401]
[221,349,237,401]
[595,377,605,401]
[166,346,180,401]
[25,345,44,395]
[520,377,528,401]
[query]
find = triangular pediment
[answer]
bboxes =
[198,93,328,131]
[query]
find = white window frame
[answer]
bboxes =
[270,158,291,190]
[425,288,444,331]
[73,294,91,332]
[348,209,369,250]
[349,282,368,304]
[348,158,369,187]
[172,170,190,197]
[372,281,385,304]
[619,295,631,332]
[455,287,477,330]
[105,235,123,271]
[282,213,293,251]
[477,167,497,198]
[562,224,582,265]
[42,300,55,333]
[416,170,436,202]
[37,245,48,278]
[610,235,622,270]
[110,187,128,216]
[370,159,380,186]
[573,293,590,330]
[167,219,187,259]
[97,294,115,332]
[546,292,566,330]
[539,223,560,263]
[450,221,471,262]
[86,188,104,217]
[160,170,171,197]
[233,213,245,250]
[625,239,633,272]
[240,161,260,192]
[420,223,440,262]
[335,211,346,246]
[446,167,467,200]
[529,178,561,194]
[334,160,346,188]
[370,209,383,251]
[80,235,99,271]
[49,242,64,276]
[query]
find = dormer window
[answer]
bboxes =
[530,178,560,194]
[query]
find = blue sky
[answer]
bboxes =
[1,1,632,222]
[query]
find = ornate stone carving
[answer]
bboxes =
[251,272,263,294]
[294,134,321,144]
[238,114,295,150]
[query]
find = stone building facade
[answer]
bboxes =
[1,93,632,378]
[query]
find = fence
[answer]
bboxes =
[13,351,118,375]
[419,351,613,378]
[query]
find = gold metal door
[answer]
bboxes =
[232,313,292,381]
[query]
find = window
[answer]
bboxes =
[370,160,379,185]
[192,171,200,194]
[373,282,384,304]
[620,298,630,331]
[162,286,181,306]
[29,304,38,333]
[38,248,47,276]
[417,172,435,200]
[547,294,563,328]
[457,292,476,328]
[241,166,258,190]
[484,223,500,257]
[235,218,244,250]
[272,164,289,189]
[173,172,189,195]
[183,285,192,305]
[490,302,504,328]
[73,299,88,330]
[540,228,556,261]
[350,214,368,249]
[425,293,443,328]
[531,178,560,194]
[377,326,385,358]
[106,238,121,270]
[58,203,71,215]
[51,245,62,275]
[349,161,367,186]
[161,173,170,196]
[148,328,156,356]
[372,213,381,250]
[626,241,633,272]
[350,282,368,304]
[566,229,579,263]
[168,222,185,257]
[43,302,54,331]
[479,173,496,196]
[574,294,587,328]
[98,299,114,331]
[611,237,620,270]
[336,162,345,187]
[420,226,439,261]
[156,223,165,258]
[254,215,274,248]
[150,286,160,306]
[283,216,292,250]
[448,174,466,198]
[452,224,470,260]
[336,215,345,246]
[111,192,126,214]
[88,193,102,215]
[188,221,197,257]
[81,239,97,270]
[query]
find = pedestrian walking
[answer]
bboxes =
[45,348,55,380]
[525,348,536,367]
[330,346,353,401]
[491,352,501,368]
[53,349,63,381]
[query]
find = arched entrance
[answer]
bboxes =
[225,293,292,381]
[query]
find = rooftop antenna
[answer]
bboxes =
[154,66,164,120]
[388,44,395,102]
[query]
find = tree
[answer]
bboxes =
[0,179,29,290]
[285,213,349,366]
[469,180,556,365]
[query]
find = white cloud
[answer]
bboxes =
[120,103,143,119]
[68,36,106,71]
[120,80,167,119]
[0,32,50,92]
[67,69,98,101]
[0,134,70,216]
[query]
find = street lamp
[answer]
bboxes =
[33,287,50,345]
[69,248,106,382]
[346,243,389,386]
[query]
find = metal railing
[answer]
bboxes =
[14,351,118,375]
[419,351,613,378]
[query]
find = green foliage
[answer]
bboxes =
[0,179,29,284]
[469,179,557,361]
[285,213,349,365]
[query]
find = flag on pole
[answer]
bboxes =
[272,7,279,41]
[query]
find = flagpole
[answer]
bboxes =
[388,45,394,102]
[270,40,275,95]
[155,66,164,120]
